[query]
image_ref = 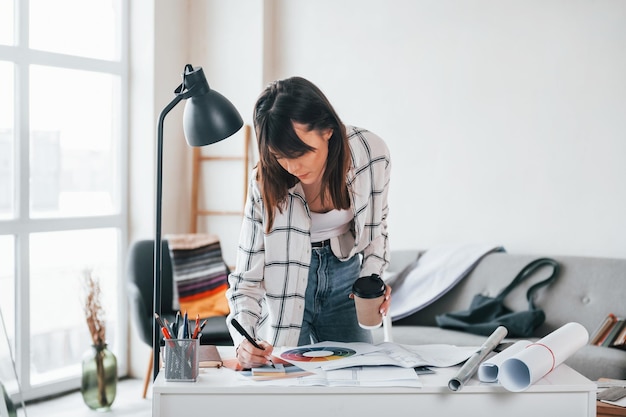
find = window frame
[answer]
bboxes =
[0,0,129,400]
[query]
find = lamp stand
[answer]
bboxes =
[153,94,183,381]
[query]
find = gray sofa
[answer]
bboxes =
[375,249,626,382]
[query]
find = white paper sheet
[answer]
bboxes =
[498,322,589,392]
[277,341,478,372]
[234,366,423,387]
[301,366,423,387]
[321,343,478,371]
[601,398,626,408]
[477,340,532,383]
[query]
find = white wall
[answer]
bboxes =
[129,0,625,380]
[264,0,626,258]
[127,0,191,380]
[168,0,626,261]
[186,0,266,266]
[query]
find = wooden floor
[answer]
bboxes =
[25,378,151,417]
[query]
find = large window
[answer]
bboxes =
[0,0,127,401]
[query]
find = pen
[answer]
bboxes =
[182,310,189,339]
[231,318,275,368]
[173,310,180,337]
[160,326,172,340]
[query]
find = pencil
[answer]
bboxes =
[154,313,166,328]
[192,313,201,339]
[154,313,172,339]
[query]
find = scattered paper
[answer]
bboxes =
[298,366,423,387]
[276,341,477,372]
[321,343,477,371]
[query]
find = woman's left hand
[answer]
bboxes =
[349,283,392,316]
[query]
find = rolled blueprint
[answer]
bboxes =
[478,340,532,383]
[498,322,589,392]
[448,326,508,391]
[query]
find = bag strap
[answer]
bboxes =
[495,258,560,309]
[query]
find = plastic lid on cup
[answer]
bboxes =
[352,274,386,299]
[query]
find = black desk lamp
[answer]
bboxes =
[153,64,243,380]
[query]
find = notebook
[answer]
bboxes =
[199,345,223,368]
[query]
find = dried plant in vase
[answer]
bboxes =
[80,269,117,411]
[83,269,106,347]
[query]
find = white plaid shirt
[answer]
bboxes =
[226,126,391,347]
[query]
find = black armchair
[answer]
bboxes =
[126,239,232,397]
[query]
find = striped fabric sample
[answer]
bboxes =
[167,234,230,318]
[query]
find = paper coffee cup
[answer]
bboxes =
[352,274,386,329]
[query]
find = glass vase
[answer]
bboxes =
[0,381,17,417]
[81,343,117,411]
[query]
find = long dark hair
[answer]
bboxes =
[253,77,351,231]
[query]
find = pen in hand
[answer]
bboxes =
[231,318,275,368]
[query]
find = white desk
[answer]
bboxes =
[152,347,597,417]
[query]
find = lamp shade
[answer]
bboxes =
[183,90,243,146]
[180,66,243,146]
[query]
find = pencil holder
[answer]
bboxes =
[163,338,199,382]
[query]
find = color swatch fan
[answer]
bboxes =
[281,346,357,362]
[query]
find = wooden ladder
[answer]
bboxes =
[190,124,252,233]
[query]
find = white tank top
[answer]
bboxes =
[310,209,353,242]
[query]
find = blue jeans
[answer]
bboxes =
[298,246,373,345]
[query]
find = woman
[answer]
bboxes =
[226,77,392,368]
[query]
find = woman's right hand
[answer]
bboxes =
[235,339,275,369]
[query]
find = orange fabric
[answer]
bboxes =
[179,285,230,318]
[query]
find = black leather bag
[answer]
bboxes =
[435,258,560,337]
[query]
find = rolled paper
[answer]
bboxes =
[498,322,589,392]
[448,326,508,391]
[478,340,532,383]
